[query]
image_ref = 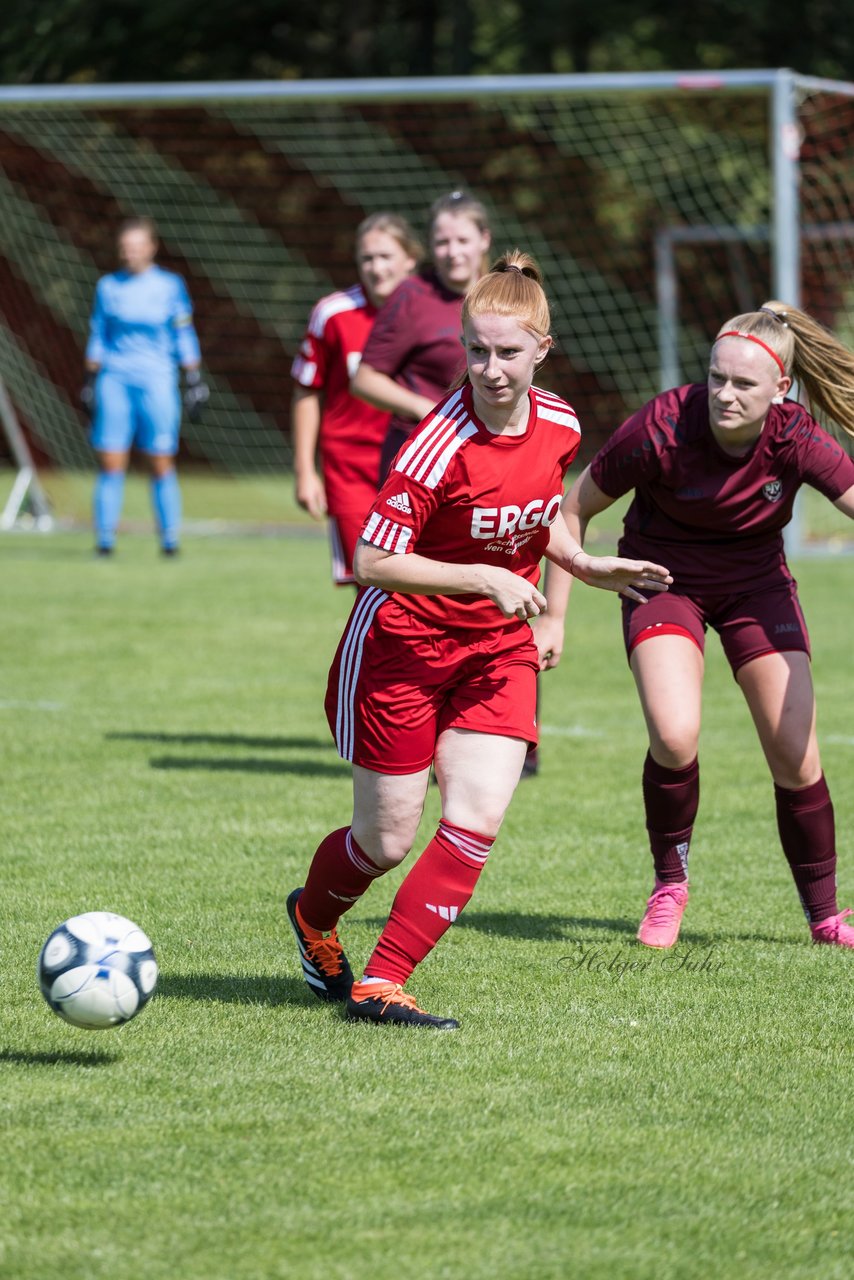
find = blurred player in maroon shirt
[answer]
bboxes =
[352,190,492,481]
[286,251,671,1028]
[535,302,854,950]
[290,213,420,586]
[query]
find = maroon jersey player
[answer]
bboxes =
[352,190,492,482]
[290,213,420,585]
[286,251,671,1028]
[534,302,854,951]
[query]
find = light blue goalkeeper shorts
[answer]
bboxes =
[90,371,181,456]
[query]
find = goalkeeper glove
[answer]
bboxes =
[183,368,210,424]
[79,371,96,421]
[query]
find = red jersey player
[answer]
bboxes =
[535,302,854,951]
[290,213,420,585]
[352,190,492,482]
[286,251,672,1028]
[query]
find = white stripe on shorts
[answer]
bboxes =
[335,586,387,762]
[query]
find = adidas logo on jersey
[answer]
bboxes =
[426,903,459,922]
[386,491,413,514]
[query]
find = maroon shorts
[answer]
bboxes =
[621,579,810,677]
[326,590,539,774]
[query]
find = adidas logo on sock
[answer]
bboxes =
[386,491,412,514]
[426,903,459,922]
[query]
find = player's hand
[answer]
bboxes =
[530,614,565,671]
[183,369,210,424]
[571,552,672,604]
[295,471,327,520]
[79,372,96,421]
[483,566,547,620]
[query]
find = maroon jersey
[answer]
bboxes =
[360,382,581,630]
[360,269,466,442]
[591,384,854,592]
[291,285,389,511]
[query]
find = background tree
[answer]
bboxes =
[1,0,854,84]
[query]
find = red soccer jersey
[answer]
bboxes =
[291,285,390,511]
[360,270,466,442]
[591,383,854,592]
[360,382,582,630]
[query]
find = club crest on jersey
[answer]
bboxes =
[386,491,413,515]
[762,480,783,503]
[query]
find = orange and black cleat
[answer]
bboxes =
[347,980,459,1029]
[287,888,354,1002]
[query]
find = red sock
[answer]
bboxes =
[642,752,699,884]
[298,827,386,932]
[364,820,495,986]
[775,776,838,923]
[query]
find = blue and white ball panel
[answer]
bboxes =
[38,911,158,1030]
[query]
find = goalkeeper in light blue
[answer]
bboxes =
[83,216,208,556]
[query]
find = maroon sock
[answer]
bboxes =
[364,820,494,986]
[642,752,700,884]
[298,827,387,932]
[775,775,838,923]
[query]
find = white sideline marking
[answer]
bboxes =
[0,699,65,711]
[539,724,603,739]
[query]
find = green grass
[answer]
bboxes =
[2,485,854,1279]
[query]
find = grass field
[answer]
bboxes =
[2,473,854,1280]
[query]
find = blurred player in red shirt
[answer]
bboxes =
[535,302,854,951]
[290,213,421,585]
[352,190,492,482]
[287,251,672,1027]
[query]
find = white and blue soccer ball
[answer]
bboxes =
[38,911,158,1030]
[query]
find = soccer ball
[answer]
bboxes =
[38,911,158,1030]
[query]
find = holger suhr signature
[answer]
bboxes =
[559,943,727,978]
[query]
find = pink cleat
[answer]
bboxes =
[810,908,854,948]
[637,878,689,949]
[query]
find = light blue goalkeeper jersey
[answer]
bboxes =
[85,264,201,381]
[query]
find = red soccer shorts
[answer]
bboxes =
[622,578,811,677]
[326,590,539,774]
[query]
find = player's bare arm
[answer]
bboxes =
[833,482,854,520]
[291,387,327,519]
[544,491,671,605]
[350,362,435,423]
[353,540,547,620]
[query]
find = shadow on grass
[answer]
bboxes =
[0,1048,118,1066]
[106,732,334,751]
[356,911,639,941]
[358,910,799,948]
[457,914,802,948]
[149,755,348,776]
[158,972,313,1007]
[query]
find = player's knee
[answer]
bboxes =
[352,826,415,869]
[441,800,504,839]
[649,722,699,769]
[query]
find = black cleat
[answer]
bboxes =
[95,545,114,557]
[161,545,180,557]
[286,887,353,1002]
[347,980,459,1029]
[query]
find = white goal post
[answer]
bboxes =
[0,375,52,529]
[1,68,853,549]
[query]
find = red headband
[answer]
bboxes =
[717,330,786,376]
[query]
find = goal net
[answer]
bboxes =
[1,71,853,543]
